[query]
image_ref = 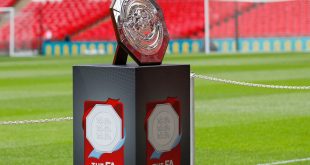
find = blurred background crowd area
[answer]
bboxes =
[0,0,309,56]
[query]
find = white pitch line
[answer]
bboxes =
[258,157,310,165]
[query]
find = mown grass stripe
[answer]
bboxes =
[0,53,309,164]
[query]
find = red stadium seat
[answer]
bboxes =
[72,0,254,41]
[1,0,310,49]
[0,0,16,7]
[0,0,111,49]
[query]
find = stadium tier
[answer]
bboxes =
[73,0,205,41]
[72,0,250,41]
[211,0,310,38]
[0,0,16,7]
[239,0,310,37]
[0,0,111,49]
[72,19,116,41]
[67,0,310,41]
[0,0,310,50]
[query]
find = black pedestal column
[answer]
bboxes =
[73,64,190,165]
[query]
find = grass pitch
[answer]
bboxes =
[0,53,309,164]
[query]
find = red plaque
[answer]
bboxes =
[145,98,181,165]
[83,99,125,165]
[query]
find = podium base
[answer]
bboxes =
[73,64,190,165]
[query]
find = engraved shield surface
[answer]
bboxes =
[147,103,179,152]
[111,0,169,65]
[86,104,122,153]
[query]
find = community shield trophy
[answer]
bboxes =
[110,0,169,65]
[74,0,190,165]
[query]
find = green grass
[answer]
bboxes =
[0,53,309,164]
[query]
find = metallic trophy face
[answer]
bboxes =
[147,103,179,152]
[111,0,169,65]
[86,104,122,153]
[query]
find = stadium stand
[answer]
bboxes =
[72,0,256,41]
[238,0,310,37]
[0,0,16,7]
[0,0,111,49]
[1,0,310,49]
[72,19,115,41]
[210,0,310,38]
[73,0,205,41]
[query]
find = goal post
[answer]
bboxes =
[204,0,211,54]
[0,7,14,57]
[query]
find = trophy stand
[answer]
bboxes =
[113,45,128,65]
[73,0,191,164]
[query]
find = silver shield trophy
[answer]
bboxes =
[110,0,169,65]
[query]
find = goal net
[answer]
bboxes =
[205,0,310,53]
[0,7,40,57]
[0,7,14,56]
[13,10,39,56]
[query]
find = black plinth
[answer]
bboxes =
[73,64,190,165]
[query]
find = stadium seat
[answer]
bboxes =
[209,0,310,38]
[0,0,16,7]
[0,0,111,49]
[72,0,254,41]
[1,0,310,49]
